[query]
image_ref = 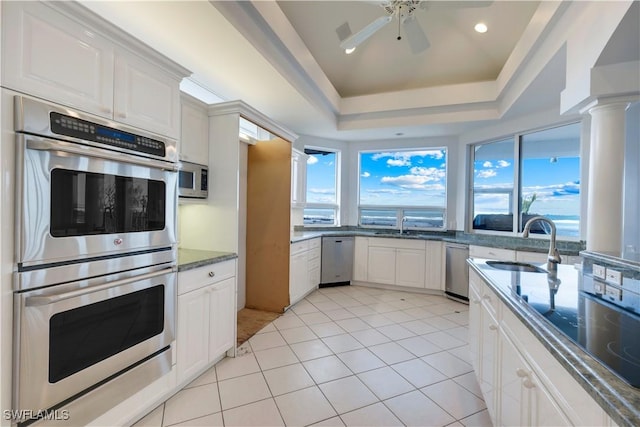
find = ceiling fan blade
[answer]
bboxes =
[339,15,392,50]
[403,16,430,54]
[427,1,493,8]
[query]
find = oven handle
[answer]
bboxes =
[26,137,178,171]
[25,268,173,307]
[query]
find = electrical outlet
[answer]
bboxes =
[592,264,606,279]
[606,269,622,286]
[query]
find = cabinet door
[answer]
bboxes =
[499,328,529,427]
[209,278,236,360]
[468,284,482,374]
[2,2,115,117]
[289,251,308,304]
[529,370,572,426]
[114,52,181,138]
[180,94,209,162]
[395,249,426,288]
[176,288,210,385]
[353,237,369,281]
[424,241,444,290]
[480,303,499,423]
[291,149,307,207]
[368,247,396,285]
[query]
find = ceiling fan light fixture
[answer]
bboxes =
[345,46,356,54]
[474,22,488,33]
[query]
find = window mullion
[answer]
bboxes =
[513,135,522,234]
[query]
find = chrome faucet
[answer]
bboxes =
[522,216,562,271]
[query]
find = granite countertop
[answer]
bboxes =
[177,248,237,272]
[468,258,640,427]
[291,228,584,256]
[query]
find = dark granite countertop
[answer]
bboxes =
[468,259,640,427]
[177,248,237,272]
[291,228,584,256]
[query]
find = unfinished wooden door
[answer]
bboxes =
[246,136,291,312]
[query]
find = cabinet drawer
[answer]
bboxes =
[369,237,425,250]
[308,256,321,271]
[308,238,322,251]
[291,240,310,255]
[308,247,321,261]
[178,260,236,295]
[469,245,516,261]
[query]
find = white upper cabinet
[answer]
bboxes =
[179,93,209,163]
[2,2,115,116]
[113,52,182,139]
[291,148,307,207]
[1,2,189,139]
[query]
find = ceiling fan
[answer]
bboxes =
[337,0,492,55]
[338,0,430,55]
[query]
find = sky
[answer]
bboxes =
[306,152,337,204]
[358,149,447,207]
[473,156,580,217]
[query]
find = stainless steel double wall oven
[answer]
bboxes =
[12,96,178,421]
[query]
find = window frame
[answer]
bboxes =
[467,121,582,240]
[303,146,340,227]
[357,147,448,231]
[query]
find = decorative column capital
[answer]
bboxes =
[579,95,638,115]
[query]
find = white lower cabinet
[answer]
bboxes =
[289,238,321,305]
[470,268,612,427]
[367,246,396,285]
[176,260,237,386]
[395,249,426,288]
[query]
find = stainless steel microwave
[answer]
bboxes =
[178,161,208,199]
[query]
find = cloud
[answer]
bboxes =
[380,174,446,190]
[496,160,511,168]
[387,158,411,167]
[366,188,411,195]
[482,161,493,168]
[371,150,445,168]
[361,171,371,178]
[307,155,318,165]
[308,188,335,195]
[408,167,446,181]
[477,169,497,178]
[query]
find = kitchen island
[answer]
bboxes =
[468,258,640,427]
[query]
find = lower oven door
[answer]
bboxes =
[14,266,176,413]
[16,134,177,268]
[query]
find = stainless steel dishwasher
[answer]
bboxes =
[321,236,354,286]
[445,243,469,303]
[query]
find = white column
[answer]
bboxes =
[586,101,629,252]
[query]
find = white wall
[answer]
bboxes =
[623,102,640,254]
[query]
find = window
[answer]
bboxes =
[303,149,339,225]
[358,148,447,230]
[471,122,581,238]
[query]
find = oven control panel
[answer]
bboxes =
[50,112,166,157]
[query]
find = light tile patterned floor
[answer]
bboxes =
[133,285,492,427]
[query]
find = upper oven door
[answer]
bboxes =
[16,134,177,268]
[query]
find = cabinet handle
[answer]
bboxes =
[516,368,528,378]
[522,378,536,389]
[488,324,498,331]
[117,112,127,119]
[208,271,215,277]
[472,298,481,304]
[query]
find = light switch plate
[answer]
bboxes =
[592,264,606,279]
[605,285,622,301]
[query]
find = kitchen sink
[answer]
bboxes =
[486,260,547,273]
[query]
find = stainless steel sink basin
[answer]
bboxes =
[486,260,547,273]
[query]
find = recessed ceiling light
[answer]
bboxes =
[474,22,488,33]
[345,47,356,54]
